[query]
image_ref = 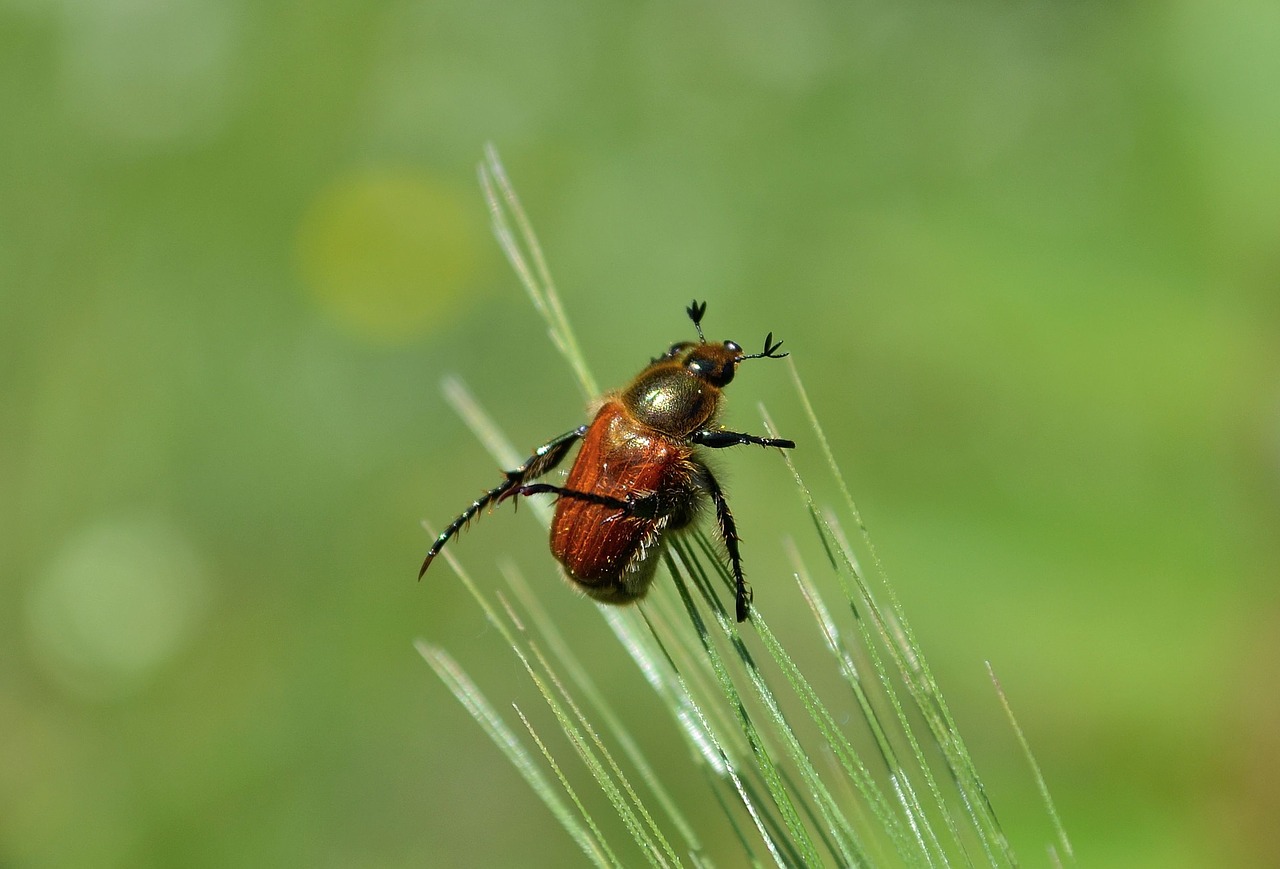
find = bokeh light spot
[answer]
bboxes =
[296,170,479,343]
[26,517,211,699]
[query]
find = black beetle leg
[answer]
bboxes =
[698,465,752,623]
[419,425,588,578]
[692,429,795,450]
[501,483,631,513]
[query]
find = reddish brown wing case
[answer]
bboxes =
[550,401,698,591]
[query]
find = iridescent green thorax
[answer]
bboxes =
[621,340,743,436]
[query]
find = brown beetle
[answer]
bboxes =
[419,301,794,622]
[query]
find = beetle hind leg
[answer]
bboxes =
[419,425,589,578]
[500,483,631,512]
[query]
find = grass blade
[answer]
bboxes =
[987,662,1074,862]
[479,144,598,399]
[416,643,613,868]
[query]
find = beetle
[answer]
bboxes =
[419,300,794,622]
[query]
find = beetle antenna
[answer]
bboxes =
[738,331,788,361]
[686,300,707,342]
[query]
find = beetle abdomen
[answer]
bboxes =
[551,402,700,603]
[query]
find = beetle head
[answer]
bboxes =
[677,300,788,388]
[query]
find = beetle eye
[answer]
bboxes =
[724,340,741,354]
[685,349,734,387]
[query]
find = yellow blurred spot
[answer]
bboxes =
[296,170,479,342]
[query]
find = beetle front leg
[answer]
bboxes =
[419,425,589,578]
[692,429,795,450]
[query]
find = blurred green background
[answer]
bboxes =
[3,0,1278,866]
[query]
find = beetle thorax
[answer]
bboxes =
[622,367,720,437]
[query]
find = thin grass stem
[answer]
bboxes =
[503,562,706,856]
[480,144,598,399]
[987,662,1074,862]
[664,549,825,866]
[416,643,612,867]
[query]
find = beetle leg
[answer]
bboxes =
[520,425,592,478]
[502,483,631,513]
[619,489,685,520]
[510,483,690,543]
[508,484,679,526]
[692,429,795,450]
[419,425,589,578]
[697,466,753,623]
